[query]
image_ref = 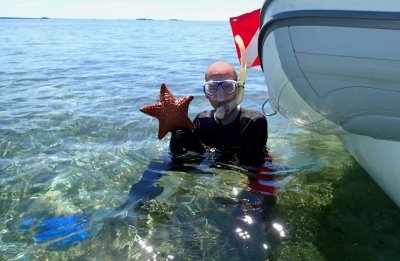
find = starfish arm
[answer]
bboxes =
[176,96,194,112]
[160,83,175,105]
[139,103,165,118]
[157,118,173,139]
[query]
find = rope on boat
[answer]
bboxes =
[262,98,277,117]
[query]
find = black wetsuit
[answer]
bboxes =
[170,107,268,164]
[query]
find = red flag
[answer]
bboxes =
[230,9,260,67]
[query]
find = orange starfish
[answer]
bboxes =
[140,83,196,139]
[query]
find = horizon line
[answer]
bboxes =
[0,16,230,22]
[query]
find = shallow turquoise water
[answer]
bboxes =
[1,19,399,260]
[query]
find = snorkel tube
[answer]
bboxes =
[215,35,247,119]
[235,34,247,104]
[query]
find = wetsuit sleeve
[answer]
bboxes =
[169,129,186,155]
[169,117,206,155]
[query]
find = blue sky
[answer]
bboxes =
[1,0,263,21]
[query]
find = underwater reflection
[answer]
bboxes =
[100,152,290,260]
[18,152,291,259]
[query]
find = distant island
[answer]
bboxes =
[0,17,49,19]
[169,19,182,21]
[136,18,153,21]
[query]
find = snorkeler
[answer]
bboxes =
[170,61,268,165]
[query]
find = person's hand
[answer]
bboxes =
[171,128,205,154]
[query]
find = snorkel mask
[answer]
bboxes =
[203,80,243,101]
[204,79,244,119]
[212,36,247,120]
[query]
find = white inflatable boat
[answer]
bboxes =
[259,0,400,207]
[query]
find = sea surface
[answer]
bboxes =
[1,18,400,260]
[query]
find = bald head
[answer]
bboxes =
[205,61,237,81]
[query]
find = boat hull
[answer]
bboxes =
[259,0,400,206]
[340,134,400,207]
